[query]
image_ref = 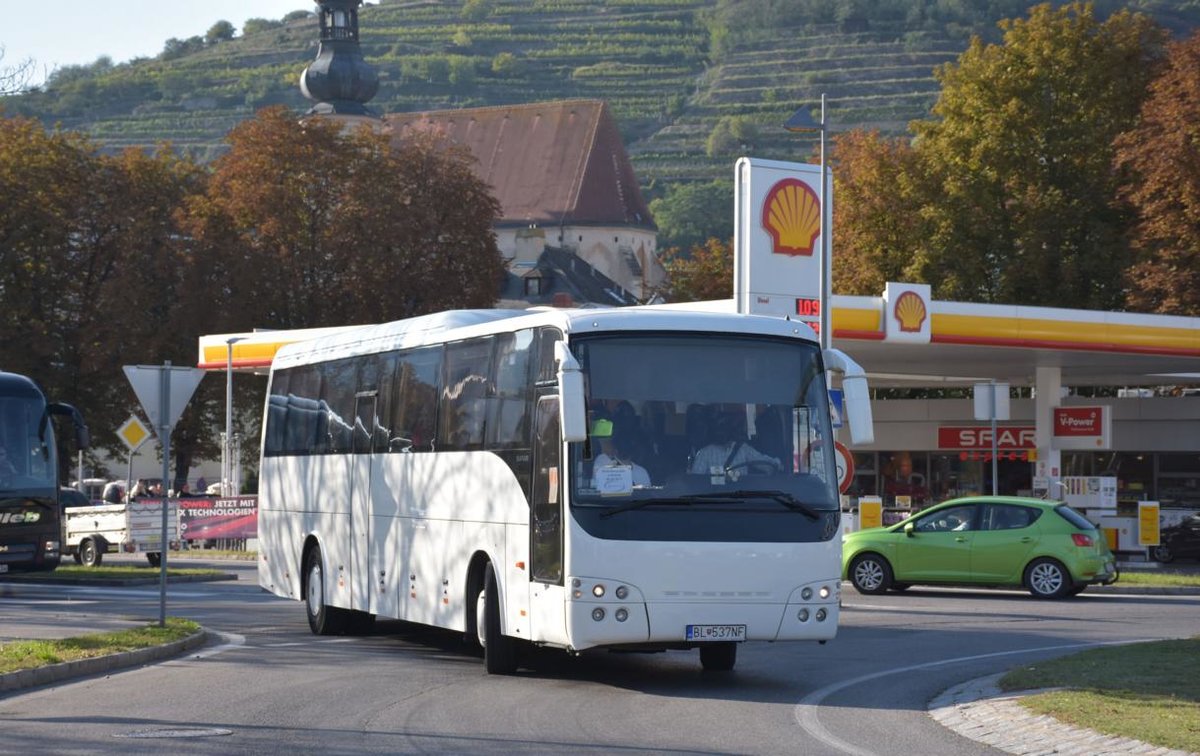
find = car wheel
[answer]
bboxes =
[481,562,519,674]
[80,539,102,568]
[1151,543,1173,563]
[699,642,737,671]
[849,553,893,595]
[146,552,161,567]
[305,545,346,635]
[1025,558,1071,599]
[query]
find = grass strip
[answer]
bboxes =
[999,637,1200,753]
[45,566,225,580]
[0,618,200,675]
[1116,570,1200,588]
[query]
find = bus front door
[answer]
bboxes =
[529,395,569,646]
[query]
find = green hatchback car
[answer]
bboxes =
[842,496,1118,599]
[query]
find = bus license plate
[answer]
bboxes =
[686,624,746,641]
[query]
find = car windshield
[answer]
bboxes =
[569,333,838,513]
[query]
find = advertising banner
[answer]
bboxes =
[858,496,883,529]
[937,426,1035,449]
[1052,406,1111,449]
[1138,501,1160,546]
[178,496,258,540]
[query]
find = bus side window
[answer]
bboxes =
[487,329,534,449]
[439,338,493,451]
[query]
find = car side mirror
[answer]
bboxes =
[904,523,915,538]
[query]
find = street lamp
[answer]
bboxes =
[784,94,830,350]
[224,336,247,496]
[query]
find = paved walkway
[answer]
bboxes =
[930,673,1197,755]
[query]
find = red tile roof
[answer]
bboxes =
[384,99,655,231]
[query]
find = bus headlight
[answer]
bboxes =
[816,608,827,622]
[615,608,628,622]
[592,608,605,622]
[819,586,831,599]
[592,584,606,598]
[615,585,629,600]
[798,609,809,622]
[801,587,813,600]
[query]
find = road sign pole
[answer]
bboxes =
[159,362,171,627]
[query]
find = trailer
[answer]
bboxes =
[63,500,180,567]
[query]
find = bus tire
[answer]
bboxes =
[146,552,161,567]
[481,562,519,674]
[699,642,737,671]
[80,538,102,568]
[305,545,346,635]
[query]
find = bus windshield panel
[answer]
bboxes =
[571,333,837,516]
[0,394,56,493]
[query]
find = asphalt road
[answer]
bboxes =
[0,560,1196,755]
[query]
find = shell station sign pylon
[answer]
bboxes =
[734,157,831,335]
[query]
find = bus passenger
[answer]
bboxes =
[592,419,651,487]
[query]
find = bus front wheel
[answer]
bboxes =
[478,563,519,675]
[305,545,346,635]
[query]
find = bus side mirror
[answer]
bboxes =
[46,402,91,450]
[555,342,588,443]
[823,348,874,446]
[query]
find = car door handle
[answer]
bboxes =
[1020,537,1032,543]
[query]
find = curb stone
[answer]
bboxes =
[0,629,209,695]
[929,672,1197,756]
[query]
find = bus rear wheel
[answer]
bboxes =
[305,545,346,635]
[478,562,518,674]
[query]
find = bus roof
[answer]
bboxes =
[0,372,45,399]
[270,306,819,370]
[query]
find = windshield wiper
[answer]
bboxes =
[598,490,822,520]
[687,490,822,520]
[598,496,707,519]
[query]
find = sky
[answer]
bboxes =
[1,1,316,87]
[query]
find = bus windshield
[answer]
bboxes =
[570,333,837,512]
[0,394,56,494]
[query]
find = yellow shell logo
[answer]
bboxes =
[761,178,820,256]
[893,290,927,332]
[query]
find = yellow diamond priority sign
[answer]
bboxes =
[117,416,151,452]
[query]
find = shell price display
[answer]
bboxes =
[795,298,821,318]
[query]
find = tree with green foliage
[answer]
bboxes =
[206,20,236,45]
[906,2,1166,307]
[243,18,283,36]
[648,179,733,254]
[1114,29,1200,316]
[462,0,493,22]
[706,115,758,158]
[449,56,476,88]
[490,52,521,76]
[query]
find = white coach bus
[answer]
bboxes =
[257,305,873,673]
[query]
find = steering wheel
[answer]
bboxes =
[726,459,782,475]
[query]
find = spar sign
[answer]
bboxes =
[1052,406,1111,450]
